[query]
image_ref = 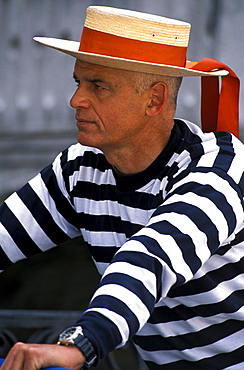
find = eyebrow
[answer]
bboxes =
[73,73,106,85]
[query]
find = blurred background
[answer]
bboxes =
[0,0,243,368]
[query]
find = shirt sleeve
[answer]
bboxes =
[0,151,81,272]
[76,166,244,363]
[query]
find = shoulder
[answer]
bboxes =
[56,143,109,173]
[175,119,244,170]
[48,144,111,192]
[167,120,244,195]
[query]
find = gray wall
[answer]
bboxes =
[0,0,244,197]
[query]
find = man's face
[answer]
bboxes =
[70,60,149,154]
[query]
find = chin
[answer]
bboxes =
[77,133,98,149]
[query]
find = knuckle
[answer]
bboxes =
[12,342,36,356]
[12,342,25,351]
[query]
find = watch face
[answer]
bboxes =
[58,326,97,367]
[59,326,82,342]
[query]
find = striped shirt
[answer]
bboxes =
[0,119,244,369]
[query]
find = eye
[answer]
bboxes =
[94,83,105,90]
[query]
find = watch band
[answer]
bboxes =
[57,326,97,369]
[73,334,97,369]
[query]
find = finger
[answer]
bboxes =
[1,342,26,370]
[2,343,85,370]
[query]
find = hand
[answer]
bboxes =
[0,342,85,370]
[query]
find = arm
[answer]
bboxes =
[0,149,81,272]
[0,343,85,370]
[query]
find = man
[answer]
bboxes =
[0,5,243,370]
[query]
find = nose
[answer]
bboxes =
[70,87,91,109]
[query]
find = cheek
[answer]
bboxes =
[99,93,145,134]
[99,104,124,129]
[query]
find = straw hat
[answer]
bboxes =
[34,6,239,137]
[34,6,227,77]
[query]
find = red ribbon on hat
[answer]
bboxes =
[79,27,188,66]
[187,58,240,137]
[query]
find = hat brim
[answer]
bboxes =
[34,37,228,77]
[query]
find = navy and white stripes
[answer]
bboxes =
[0,119,244,368]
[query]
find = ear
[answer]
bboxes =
[145,82,168,117]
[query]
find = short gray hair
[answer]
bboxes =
[126,70,183,109]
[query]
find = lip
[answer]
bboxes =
[76,118,96,126]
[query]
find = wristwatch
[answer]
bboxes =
[57,326,97,369]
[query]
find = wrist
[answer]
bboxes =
[57,326,97,369]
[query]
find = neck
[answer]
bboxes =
[104,123,173,174]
